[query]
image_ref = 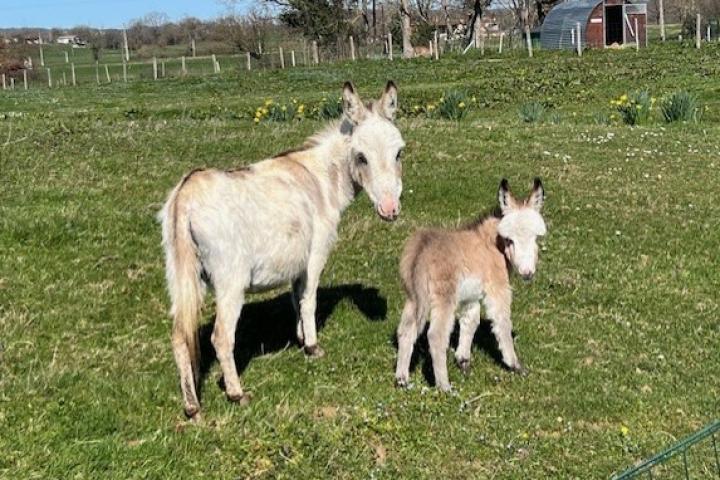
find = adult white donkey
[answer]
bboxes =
[160,82,404,418]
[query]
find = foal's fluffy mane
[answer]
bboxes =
[463,207,502,231]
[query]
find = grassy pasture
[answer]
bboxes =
[1,44,719,479]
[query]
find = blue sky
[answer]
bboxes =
[1,0,251,29]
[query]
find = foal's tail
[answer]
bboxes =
[158,175,204,379]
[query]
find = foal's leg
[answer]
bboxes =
[171,326,201,418]
[395,298,423,387]
[484,288,525,374]
[291,276,306,345]
[299,251,328,358]
[455,301,481,374]
[212,285,249,403]
[427,301,456,392]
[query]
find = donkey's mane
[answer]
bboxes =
[271,118,350,160]
[463,207,502,231]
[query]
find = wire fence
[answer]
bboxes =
[613,420,720,479]
[1,19,718,92]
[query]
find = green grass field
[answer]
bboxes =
[1,43,719,479]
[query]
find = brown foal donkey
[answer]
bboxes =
[395,178,546,391]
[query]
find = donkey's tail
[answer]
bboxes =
[158,175,204,380]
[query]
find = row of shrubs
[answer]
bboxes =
[249,89,704,125]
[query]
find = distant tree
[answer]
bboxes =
[400,0,414,56]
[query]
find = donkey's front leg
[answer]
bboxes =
[484,291,526,375]
[291,276,306,345]
[455,302,481,374]
[299,252,328,358]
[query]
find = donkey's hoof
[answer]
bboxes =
[511,364,529,376]
[437,383,453,393]
[304,345,325,358]
[457,358,471,375]
[227,391,252,406]
[184,404,201,419]
[395,377,410,389]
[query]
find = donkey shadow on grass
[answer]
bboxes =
[196,283,387,396]
[397,321,516,388]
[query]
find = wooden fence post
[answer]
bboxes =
[279,47,285,68]
[350,36,356,60]
[1,74,5,90]
[95,61,100,85]
[696,14,702,48]
[388,32,393,60]
[23,70,28,90]
[71,63,76,86]
[10,78,14,90]
[246,52,251,70]
[122,61,127,83]
[123,28,130,61]
[312,41,319,64]
[64,51,69,63]
[161,60,165,78]
[434,30,439,60]
[658,0,666,41]
[291,50,296,67]
[153,57,158,80]
[47,68,52,88]
[39,35,45,67]
[576,23,582,56]
[191,38,196,57]
[525,25,533,57]
[499,32,504,54]
[105,64,111,82]
[181,56,187,75]
[634,18,640,51]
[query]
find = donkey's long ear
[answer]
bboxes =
[342,81,366,125]
[378,81,398,121]
[528,177,545,212]
[498,178,518,215]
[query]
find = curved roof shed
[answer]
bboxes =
[541,0,648,50]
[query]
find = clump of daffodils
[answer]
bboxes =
[437,90,471,120]
[611,91,652,125]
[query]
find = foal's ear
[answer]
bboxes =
[498,178,518,215]
[378,80,398,121]
[528,177,544,212]
[342,81,366,125]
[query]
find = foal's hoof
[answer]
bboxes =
[304,345,325,358]
[457,358,471,375]
[227,391,253,406]
[511,364,529,376]
[395,377,410,389]
[184,403,201,419]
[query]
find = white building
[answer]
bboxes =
[56,35,81,45]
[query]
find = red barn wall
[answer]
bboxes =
[586,3,605,47]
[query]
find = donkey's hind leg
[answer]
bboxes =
[395,299,424,387]
[455,302,481,374]
[172,327,201,418]
[212,286,250,404]
[427,301,456,392]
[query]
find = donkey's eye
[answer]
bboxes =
[396,150,403,162]
[356,153,368,165]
